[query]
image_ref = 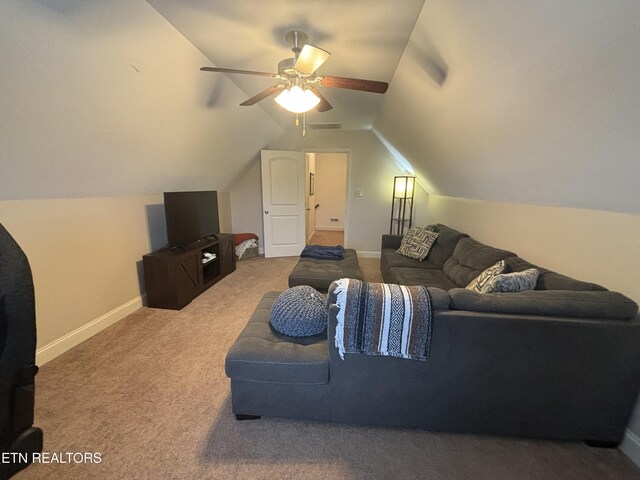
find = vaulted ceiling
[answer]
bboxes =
[375,0,640,214]
[147,0,425,130]
[2,0,637,213]
[146,0,640,215]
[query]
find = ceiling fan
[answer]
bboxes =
[200,31,389,134]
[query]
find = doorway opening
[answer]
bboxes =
[304,151,349,247]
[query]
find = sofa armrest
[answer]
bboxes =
[381,234,403,251]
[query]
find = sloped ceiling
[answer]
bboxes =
[146,0,425,130]
[0,0,283,199]
[3,1,637,212]
[374,0,640,214]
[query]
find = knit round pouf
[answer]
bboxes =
[270,286,327,337]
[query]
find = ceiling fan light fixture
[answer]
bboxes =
[275,85,320,113]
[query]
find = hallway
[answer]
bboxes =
[307,229,344,246]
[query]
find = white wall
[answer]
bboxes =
[375,0,640,214]
[227,154,265,250]
[314,153,347,231]
[0,0,280,363]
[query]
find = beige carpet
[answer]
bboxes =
[308,230,344,246]
[18,256,640,479]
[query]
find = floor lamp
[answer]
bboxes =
[390,176,415,235]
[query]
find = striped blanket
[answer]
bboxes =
[333,278,433,361]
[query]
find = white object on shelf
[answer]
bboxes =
[202,252,217,264]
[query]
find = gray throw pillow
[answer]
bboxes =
[397,227,439,261]
[270,286,327,337]
[466,260,506,292]
[481,268,539,293]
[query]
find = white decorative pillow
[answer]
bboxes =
[396,227,439,261]
[481,268,540,293]
[466,260,506,292]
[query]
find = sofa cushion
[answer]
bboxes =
[270,286,327,337]
[505,257,607,291]
[387,267,457,291]
[396,227,438,260]
[288,248,363,291]
[449,288,639,320]
[466,260,506,292]
[424,224,470,268]
[442,237,516,287]
[225,292,329,385]
[381,248,440,275]
[481,268,539,293]
[426,287,451,310]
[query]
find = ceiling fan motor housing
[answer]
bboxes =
[278,58,297,76]
[285,31,309,56]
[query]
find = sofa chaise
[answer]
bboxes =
[225,224,640,445]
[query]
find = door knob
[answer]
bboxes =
[264,210,269,214]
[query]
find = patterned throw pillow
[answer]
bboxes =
[466,260,506,292]
[481,268,540,293]
[396,227,439,261]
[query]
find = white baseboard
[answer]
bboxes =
[306,230,316,243]
[36,294,146,366]
[621,428,640,467]
[357,250,381,259]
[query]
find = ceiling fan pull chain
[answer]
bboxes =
[295,113,299,127]
[302,112,307,137]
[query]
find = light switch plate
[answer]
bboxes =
[355,189,364,197]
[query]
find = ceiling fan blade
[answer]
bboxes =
[318,75,388,94]
[200,67,277,78]
[310,88,333,112]
[240,85,284,106]
[294,45,331,75]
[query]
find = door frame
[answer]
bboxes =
[302,148,351,247]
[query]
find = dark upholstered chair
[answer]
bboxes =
[0,224,42,479]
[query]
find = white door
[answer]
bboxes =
[261,149,306,257]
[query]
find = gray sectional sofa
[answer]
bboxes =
[382,224,608,293]
[225,224,640,445]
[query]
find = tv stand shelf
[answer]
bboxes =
[143,233,236,310]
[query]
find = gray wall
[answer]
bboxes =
[0,0,281,199]
[374,0,640,214]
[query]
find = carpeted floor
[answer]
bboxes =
[18,256,640,479]
[308,230,344,246]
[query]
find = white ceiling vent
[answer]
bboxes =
[308,123,343,130]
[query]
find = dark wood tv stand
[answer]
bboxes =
[143,233,236,310]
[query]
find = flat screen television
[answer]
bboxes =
[164,191,220,248]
